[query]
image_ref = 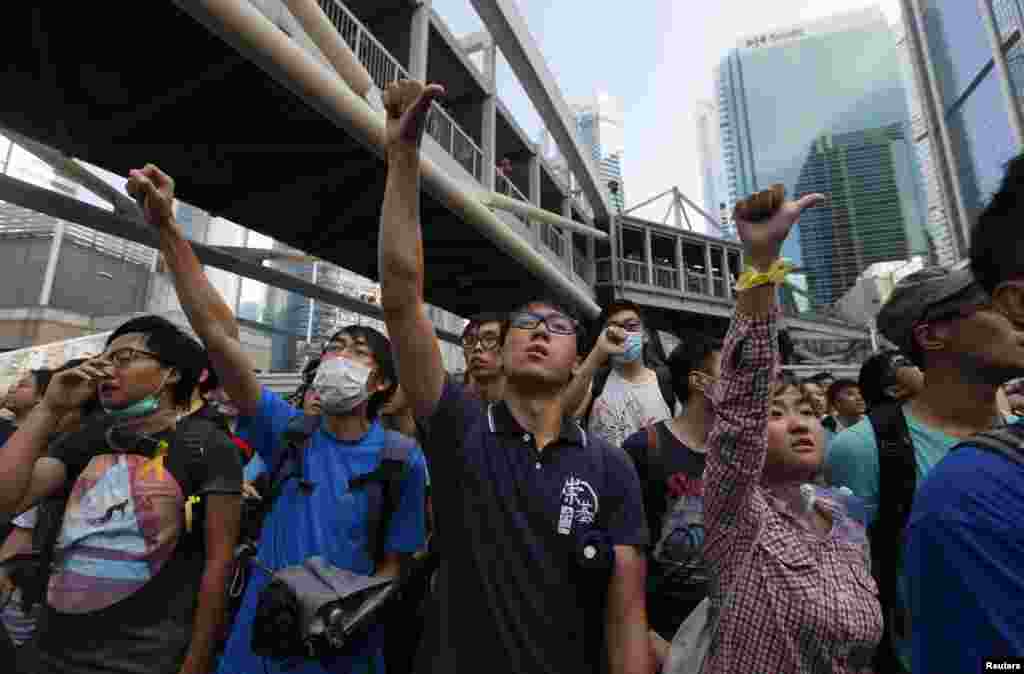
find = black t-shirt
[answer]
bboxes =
[623,420,708,640]
[417,377,648,674]
[20,415,242,674]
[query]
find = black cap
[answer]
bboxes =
[876,265,989,356]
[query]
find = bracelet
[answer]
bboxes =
[734,259,793,291]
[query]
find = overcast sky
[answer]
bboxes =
[434,0,903,226]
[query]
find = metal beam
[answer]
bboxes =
[0,172,464,345]
[470,0,610,222]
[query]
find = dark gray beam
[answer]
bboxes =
[0,173,462,345]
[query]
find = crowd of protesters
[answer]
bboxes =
[0,76,1021,674]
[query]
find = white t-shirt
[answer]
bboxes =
[589,368,672,448]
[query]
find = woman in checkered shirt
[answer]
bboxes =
[701,187,882,673]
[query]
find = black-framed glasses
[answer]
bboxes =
[508,311,579,336]
[105,347,164,369]
[461,334,502,351]
[607,319,643,333]
[889,354,914,370]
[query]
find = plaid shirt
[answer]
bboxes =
[703,307,882,674]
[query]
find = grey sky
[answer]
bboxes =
[434,0,903,226]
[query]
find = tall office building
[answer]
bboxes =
[897,32,957,265]
[796,123,926,307]
[573,92,626,212]
[900,0,1024,258]
[696,99,733,238]
[716,6,927,310]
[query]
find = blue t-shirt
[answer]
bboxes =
[825,406,962,670]
[904,443,1024,672]
[217,388,428,674]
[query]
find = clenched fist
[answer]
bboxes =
[382,79,446,155]
[733,184,825,270]
[126,164,178,233]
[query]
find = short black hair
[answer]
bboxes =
[666,335,723,402]
[827,378,860,406]
[972,153,1024,294]
[105,315,206,405]
[30,369,53,399]
[465,311,509,345]
[509,297,587,355]
[597,300,645,330]
[325,325,397,419]
[55,358,101,418]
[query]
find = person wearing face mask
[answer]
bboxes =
[581,301,676,448]
[0,316,243,674]
[620,335,722,661]
[121,163,428,674]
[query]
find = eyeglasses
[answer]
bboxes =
[461,333,502,351]
[607,319,643,333]
[507,311,579,336]
[105,347,164,369]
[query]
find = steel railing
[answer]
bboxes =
[317,0,483,181]
[653,266,679,291]
[426,104,484,181]
[495,170,528,202]
[619,259,648,285]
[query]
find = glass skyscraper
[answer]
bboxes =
[717,7,928,310]
[573,93,626,212]
[902,0,1024,253]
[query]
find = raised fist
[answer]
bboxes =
[733,184,825,270]
[126,164,177,231]
[382,79,446,154]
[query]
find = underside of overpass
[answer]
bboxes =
[0,3,564,319]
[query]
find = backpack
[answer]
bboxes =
[584,364,677,428]
[10,414,227,611]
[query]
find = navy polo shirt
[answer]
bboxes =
[417,377,648,674]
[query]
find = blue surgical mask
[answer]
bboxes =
[611,332,644,367]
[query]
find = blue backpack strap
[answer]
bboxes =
[348,430,414,566]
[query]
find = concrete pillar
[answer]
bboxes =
[561,197,574,274]
[676,236,685,293]
[408,0,431,81]
[39,222,65,306]
[481,40,497,191]
[529,145,541,206]
[586,225,597,284]
[704,242,714,296]
[644,227,653,286]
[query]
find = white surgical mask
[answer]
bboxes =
[312,357,372,415]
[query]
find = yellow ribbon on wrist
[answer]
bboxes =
[735,259,793,291]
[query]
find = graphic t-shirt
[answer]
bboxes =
[622,421,707,639]
[589,369,672,448]
[21,415,242,674]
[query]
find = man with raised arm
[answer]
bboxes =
[378,79,651,674]
[123,164,427,674]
